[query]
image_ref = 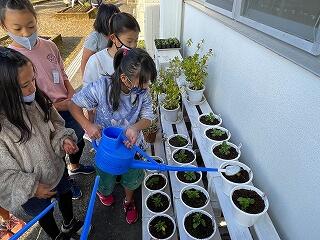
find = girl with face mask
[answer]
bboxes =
[0,47,84,240]
[69,48,157,225]
[0,0,95,191]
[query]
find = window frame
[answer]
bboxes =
[204,0,320,56]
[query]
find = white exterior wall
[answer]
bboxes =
[182,3,320,240]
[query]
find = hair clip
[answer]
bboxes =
[123,48,129,56]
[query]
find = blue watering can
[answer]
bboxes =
[93,127,240,175]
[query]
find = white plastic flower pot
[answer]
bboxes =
[158,93,166,104]
[144,172,168,192]
[167,134,190,152]
[148,213,176,240]
[161,104,180,122]
[186,85,205,104]
[175,164,202,185]
[180,185,210,210]
[198,113,222,131]
[230,185,269,227]
[204,126,231,149]
[219,161,253,196]
[145,156,164,173]
[145,190,171,215]
[211,141,241,164]
[183,209,216,240]
[171,148,196,165]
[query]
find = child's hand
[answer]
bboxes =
[35,183,57,199]
[63,138,79,154]
[85,123,102,140]
[53,99,69,111]
[124,126,138,148]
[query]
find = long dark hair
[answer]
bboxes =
[0,0,37,26]
[107,12,140,48]
[109,48,157,111]
[0,47,52,143]
[93,3,120,35]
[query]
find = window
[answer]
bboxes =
[204,0,320,56]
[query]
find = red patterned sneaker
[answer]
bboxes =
[123,200,138,224]
[96,192,115,206]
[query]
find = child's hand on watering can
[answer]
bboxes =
[63,138,79,154]
[124,126,138,148]
[85,123,102,140]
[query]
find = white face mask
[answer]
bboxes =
[23,92,36,103]
[8,32,38,50]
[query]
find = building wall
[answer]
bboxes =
[182,3,320,240]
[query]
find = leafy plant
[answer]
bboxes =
[210,129,225,138]
[155,38,180,49]
[185,189,200,199]
[151,194,164,208]
[175,150,188,163]
[146,176,160,188]
[183,172,197,181]
[237,197,255,211]
[142,119,158,134]
[204,113,216,123]
[181,39,213,90]
[218,141,231,156]
[155,220,167,235]
[192,213,206,229]
[175,135,187,145]
[162,78,180,110]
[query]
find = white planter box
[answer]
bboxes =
[186,85,205,104]
[161,104,180,122]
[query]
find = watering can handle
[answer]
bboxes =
[92,140,99,151]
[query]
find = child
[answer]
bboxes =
[0,47,84,240]
[69,48,157,224]
[80,3,120,76]
[0,0,95,191]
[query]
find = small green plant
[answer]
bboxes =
[162,79,180,110]
[210,129,225,138]
[175,150,188,163]
[237,197,255,211]
[204,113,216,123]
[181,39,213,90]
[152,194,164,208]
[176,135,187,145]
[142,120,158,134]
[183,172,197,181]
[185,189,200,199]
[218,141,231,156]
[147,176,160,188]
[155,220,167,235]
[192,213,206,229]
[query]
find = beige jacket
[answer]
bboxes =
[0,102,76,212]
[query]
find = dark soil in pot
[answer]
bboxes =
[169,135,188,147]
[146,175,166,190]
[147,192,170,213]
[199,115,220,126]
[185,212,214,239]
[206,128,228,141]
[232,189,265,214]
[213,144,239,160]
[222,166,250,183]
[182,188,208,208]
[177,171,201,183]
[149,216,174,239]
[173,149,194,164]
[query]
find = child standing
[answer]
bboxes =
[69,48,157,224]
[0,0,95,193]
[80,3,120,76]
[0,47,84,240]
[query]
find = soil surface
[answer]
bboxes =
[148,216,175,239]
[169,135,188,147]
[146,192,170,213]
[173,149,194,164]
[182,188,208,209]
[177,171,201,183]
[213,144,239,160]
[206,128,228,141]
[146,175,166,191]
[200,115,220,126]
[232,189,266,214]
[185,212,214,239]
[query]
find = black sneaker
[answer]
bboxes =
[61,219,84,236]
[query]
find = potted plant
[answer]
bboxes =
[230,185,269,227]
[145,191,171,214]
[148,214,176,240]
[176,164,202,185]
[167,134,189,152]
[180,185,210,210]
[144,173,168,192]
[183,210,216,240]
[155,37,181,49]
[171,148,196,165]
[219,161,253,196]
[142,120,158,143]
[198,112,222,130]
[161,75,181,122]
[212,141,241,163]
[204,126,231,148]
[145,156,164,173]
[181,39,213,104]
